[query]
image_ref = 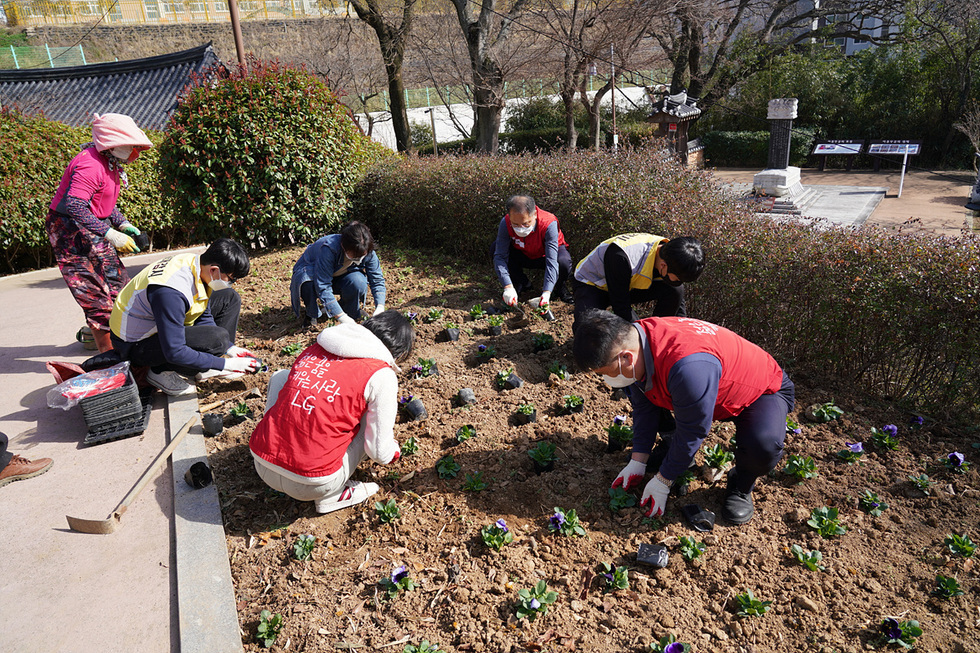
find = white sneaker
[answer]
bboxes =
[314,481,380,514]
[147,370,194,396]
[196,368,244,382]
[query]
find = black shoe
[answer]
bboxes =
[555,286,575,304]
[302,315,318,329]
[722,489,754,524]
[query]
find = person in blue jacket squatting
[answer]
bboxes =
[573,308,795,524]
[291,221,386,329]
[492,195,574,311]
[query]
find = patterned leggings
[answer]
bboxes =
[46,210,128,331]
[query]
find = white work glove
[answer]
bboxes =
[225,345,257,358]
[528,291,551,308]
[336,313,356,325]
[223,357,260,374]
[612,459,647,491]
[119,222,140,236]
[640,473,670,517]
[105,227,139,253]
[373,304,386,317]
[502,286,518,307]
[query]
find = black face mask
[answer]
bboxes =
[661,271,684,287]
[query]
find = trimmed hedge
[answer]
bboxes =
[702,128,818,167]
[353,145,980,421]
[0,107,172,273]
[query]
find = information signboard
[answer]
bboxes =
[868,140,923,197]
[812,142,863,156]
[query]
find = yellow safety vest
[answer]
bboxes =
[574,233,666,291]
[110,253,210,341]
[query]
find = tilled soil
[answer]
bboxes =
[200,245,979,653]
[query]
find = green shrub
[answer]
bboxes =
[352,144,980,422]
[701,128,817,167]
[159,58,386,246]
[0,107,172,273]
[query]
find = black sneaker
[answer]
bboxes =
[555,286,575,304]
[302,315,318,329]
[722,489,754,524]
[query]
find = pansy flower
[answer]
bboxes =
[909,415,924,427]
[664,644,686,653]
[613,415,628,426]
[880,617,901,640]
[845,442,863,453]
[948,452,965,467]
[399,395,414,404]
[549,511,566,530]
[529,598,541,610]
[391,565,408,584]
[478,345,487,352]
[495,519,508,532]
[882,424,898,437]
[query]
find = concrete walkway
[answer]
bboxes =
[0,248,240,653]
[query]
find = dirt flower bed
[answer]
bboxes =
[200,246,979,653]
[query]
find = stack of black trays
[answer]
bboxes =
[79,372,153,446]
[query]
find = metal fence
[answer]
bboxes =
[0,43,88,68]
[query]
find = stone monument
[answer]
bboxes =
[753,98,804,198]
[967,153,980,212]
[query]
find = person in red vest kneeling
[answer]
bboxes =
[492,195,574,309]
[573,309,795,525]
[249,311,414,514]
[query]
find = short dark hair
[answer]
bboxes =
[505,195,536,217]
[340,221,375,257]
[660,237,705,282]
[572,309,633,370]
[363,310,415,363]
[200,238,250,280]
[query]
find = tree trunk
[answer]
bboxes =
[384,60,412,152]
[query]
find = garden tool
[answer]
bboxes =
[199,386,262,412]
[66,415,198,534]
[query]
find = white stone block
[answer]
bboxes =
[753,166,803,198]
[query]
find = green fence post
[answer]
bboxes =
[425,86,430,108]
[79,44,86,65]
[45,43,53,68]
[10,45,18,69]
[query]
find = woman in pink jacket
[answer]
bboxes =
[47,113,153,353]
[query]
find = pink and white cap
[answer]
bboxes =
[91,113,153,163]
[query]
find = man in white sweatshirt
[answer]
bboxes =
[249,311,414,513]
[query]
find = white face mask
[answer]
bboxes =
[110,145,134,162]
[601,357,636,388]
[513,223,534,238]
[208,279,231,292]
[350,255,365,265]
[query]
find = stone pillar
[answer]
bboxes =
[967,153,980,211]
[753,98,803,198]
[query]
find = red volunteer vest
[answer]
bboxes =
[639,317,783,420]
[249,343,390,477]
[505,208,568,259]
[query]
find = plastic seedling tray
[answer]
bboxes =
[84,395,153,447]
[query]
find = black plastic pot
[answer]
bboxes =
[488,325,502,336]
[457,388,477,405]
[503,373,524,390]
[606,437,627,454]
[404,398,428,421]
[202,413,224,437]
[515,409,537,425]
[540,309,556,322]
[184,461,213,489]
[134,232,151,252]
[445,328,460,342]
[569,403,584,414]
[427,363,440,377]
[532,460,555,475]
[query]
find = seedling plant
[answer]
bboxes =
[487,314,505,328]
[411,357,437,379]
[607,415,633,447]
[379,565,416,600]
[515,580,558,621]
[932,574,964,599]
[256,610,283,648]
[229,401,250,418]
[532,332,554,351]
[375,498,402,524]
[476,344,497,360]
[462,471,488,492]
[401,436,419,455]
[942,451,970,474]
[943,533,976,558]
[870,425,899,450]
[548,507,586,537]
[807,506,847,538]
[292,534,316,561]
[703,443,734,469]
[790,544,825,571]
[608,487,637,512]
[403,641,441,653]
[528,441,558,466]
[649,634,691,653]
[436,455,461,479]
[785,417,802,435]
[280,342,304,356]
[455,424,476,442]
[877,617,922,649]
[599,562,629,591]
[494,368,513,389]
[547,361,571,380]
[908,473,933,494]
[858,490,888,517]
[811,400,844,422]
[561,394,584,414]
[734,589,772,617]
[469,304,487,320]
[517,402,536,416]
[679,536,706,561]
[425,307,443,322]
[444,321,459,331]
[480,519,513,551]
[836,441,864,464]
[784,455,818,481]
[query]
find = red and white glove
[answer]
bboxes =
[502,286,518,306]
[390,446,401,463]
[528,291,551,309]
[612,459,647,491]
[223,357,260,374]
[640,473,670,517]
[225,345,257,358]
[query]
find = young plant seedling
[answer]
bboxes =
[870,424,899,450]
[561,394,584,414]
[456,424,477,443]
[785,417,802,435]
[411,357,438,379]
[469,304,487,320]
[425,307,444,323]
[599,562,629,592]
[941,451,971,474]
[280,342,304,356]
[908,473,934,495]
[403,641,441,653]
[943,533,976,558]
[807,506,847,538]
[401,436,419,455]
[548,507,586,537]
[528,441,558,470]
[789,544,825,571]
[678,535,706,562]
[378,565,416,600]
[858,490,889,517]
[476,343,497,360]
[229,401,250,418]
[404,311,419,322]
[436,455,461,479]
[256,610,283,648]
[877,617,922,649]
[494,368,514,390]
[909,415,925,430]
[836,441,864,464]
[532,332,555,352]
[606,415,633,448]
[374,498,402,524]
[608,487,637,512]
[517,402,536,416]
[649,634,691,653]
[487,314,505,327]
[515,402,537,425]
[515,580,558,621]
[547,361,571,380]
[444,322,460,341]
[292,534,316,561]
[783,454,818,481]
[932,574,965,599]
[480,519,514,551]
[462,471,488,492]
[808,400,844,422]
[703,443,734,469]
[734,589,772,617]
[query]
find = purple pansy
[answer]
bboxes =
[478,344,487,352]
[882,424,898,437]
[410,365,423,374]
[391,565,408,584]
[881,617,901,640]
[948,452,965,467]
[399,395,414,404]
[909,415,924,426]
[845,442,863,453]
[664,644,686,653]
[549,511,566,530]
[495,519,508,532]
[529,598,541,610]
[613,415,628,426]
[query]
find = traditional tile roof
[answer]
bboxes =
[0,43,217,130]
[648,91,702,121]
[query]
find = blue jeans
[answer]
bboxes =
[301,271,368,320]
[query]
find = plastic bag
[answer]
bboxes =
[46,361,132,410]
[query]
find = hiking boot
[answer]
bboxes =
[314,480,380,514]
[147,370,194,396]
[722,488,755,524]
[0,454,54,488]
